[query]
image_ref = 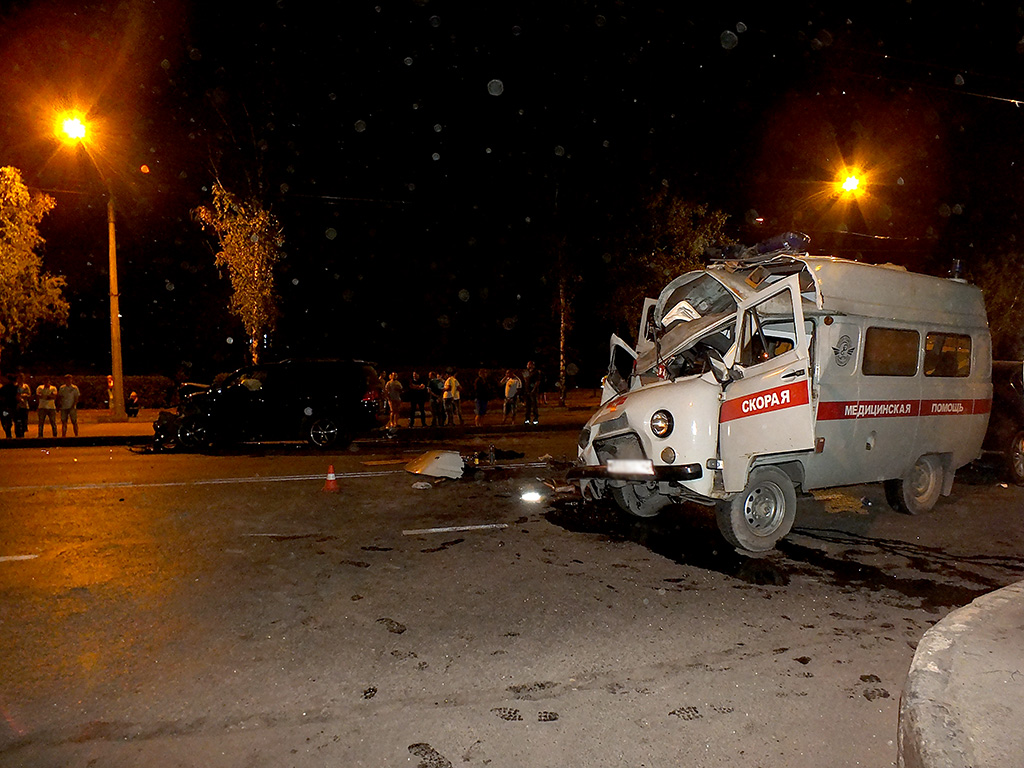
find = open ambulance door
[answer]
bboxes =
[719,274,816,492]
[634,298,659,360]
[602,334,636,404]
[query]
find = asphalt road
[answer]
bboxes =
[1,431,1022,768]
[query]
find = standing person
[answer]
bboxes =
[472,369,490,427]
[407,371,428,427]
[427,371,446,427]
[500,369,522,425]
[14,373,30,438]
[384,372,403,429]
[58,374,81,437]
[443,369,463,425]
[36,376,58,438]
[0,373,16,438]
[522,360,542,425]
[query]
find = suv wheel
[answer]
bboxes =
[1006,429,1024,486]
[308,416,349,449]
[178,415,210,449]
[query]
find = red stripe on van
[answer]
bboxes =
[920,399,974,417]
[720,381,809,423]
[817,400,920,420]
[818,398,991,420]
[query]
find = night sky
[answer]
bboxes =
[1,1,1023,383]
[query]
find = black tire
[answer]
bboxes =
[716,466,797,553]
[308,416,350,449]
[884,454,943,514]
[610,482,671,518]
[177,415,210,449]
[1005,429,1024,486]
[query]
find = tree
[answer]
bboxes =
[194,182,283,364]
[970,251,1024,360]
[0,166,68,368]
[607,189,731,335]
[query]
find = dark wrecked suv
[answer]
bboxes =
[172,359,383,449]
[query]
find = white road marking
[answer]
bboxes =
[0,469,405,493]
[0,555,39,562]
[403,523,509,536]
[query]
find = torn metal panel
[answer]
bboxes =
[405,450,465,479]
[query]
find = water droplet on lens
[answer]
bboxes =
[487,79,504,96]
[721,30,739,49]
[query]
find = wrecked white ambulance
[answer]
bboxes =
[568,233,992,554]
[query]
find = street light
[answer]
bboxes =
[55,111,127,421]
[835,168,864,198]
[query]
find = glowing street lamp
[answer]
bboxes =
[835,168,865,198]
[56,111,127,421]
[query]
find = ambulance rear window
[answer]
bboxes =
[923,333,972,377]
[863,327,919,376]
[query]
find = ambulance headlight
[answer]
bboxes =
[650,410,674,438]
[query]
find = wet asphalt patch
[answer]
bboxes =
[545,495,1024,610]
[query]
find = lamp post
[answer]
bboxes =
[58,114,127,421]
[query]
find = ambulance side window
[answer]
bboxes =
[863,327,919,376]
[923,333,972,377]
[737,291,798,367]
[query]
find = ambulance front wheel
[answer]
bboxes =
[884,454,943,514]
[716,467,797,554]
[611,482,671,518]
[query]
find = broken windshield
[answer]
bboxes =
[634,312,737,379]
[655,273,738,333]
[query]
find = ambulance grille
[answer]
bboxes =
[594,432,646,464]
[597,413,629,435]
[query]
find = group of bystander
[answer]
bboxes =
[376,362,544,430]
[0,373,81,438]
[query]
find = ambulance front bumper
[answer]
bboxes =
[566,461,703,483]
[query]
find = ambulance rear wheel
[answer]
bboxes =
[611,482,671,518]
[885,454,943,514]
[716,467,797,554]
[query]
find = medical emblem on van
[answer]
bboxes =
[832,335,856,367]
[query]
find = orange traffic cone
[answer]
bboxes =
[322,464,340,493]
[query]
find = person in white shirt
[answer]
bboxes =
[36,376,58,437]
[443,370,463,425]
[500,370,522,425]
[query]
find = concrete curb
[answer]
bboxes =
[898,580,1024,768]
